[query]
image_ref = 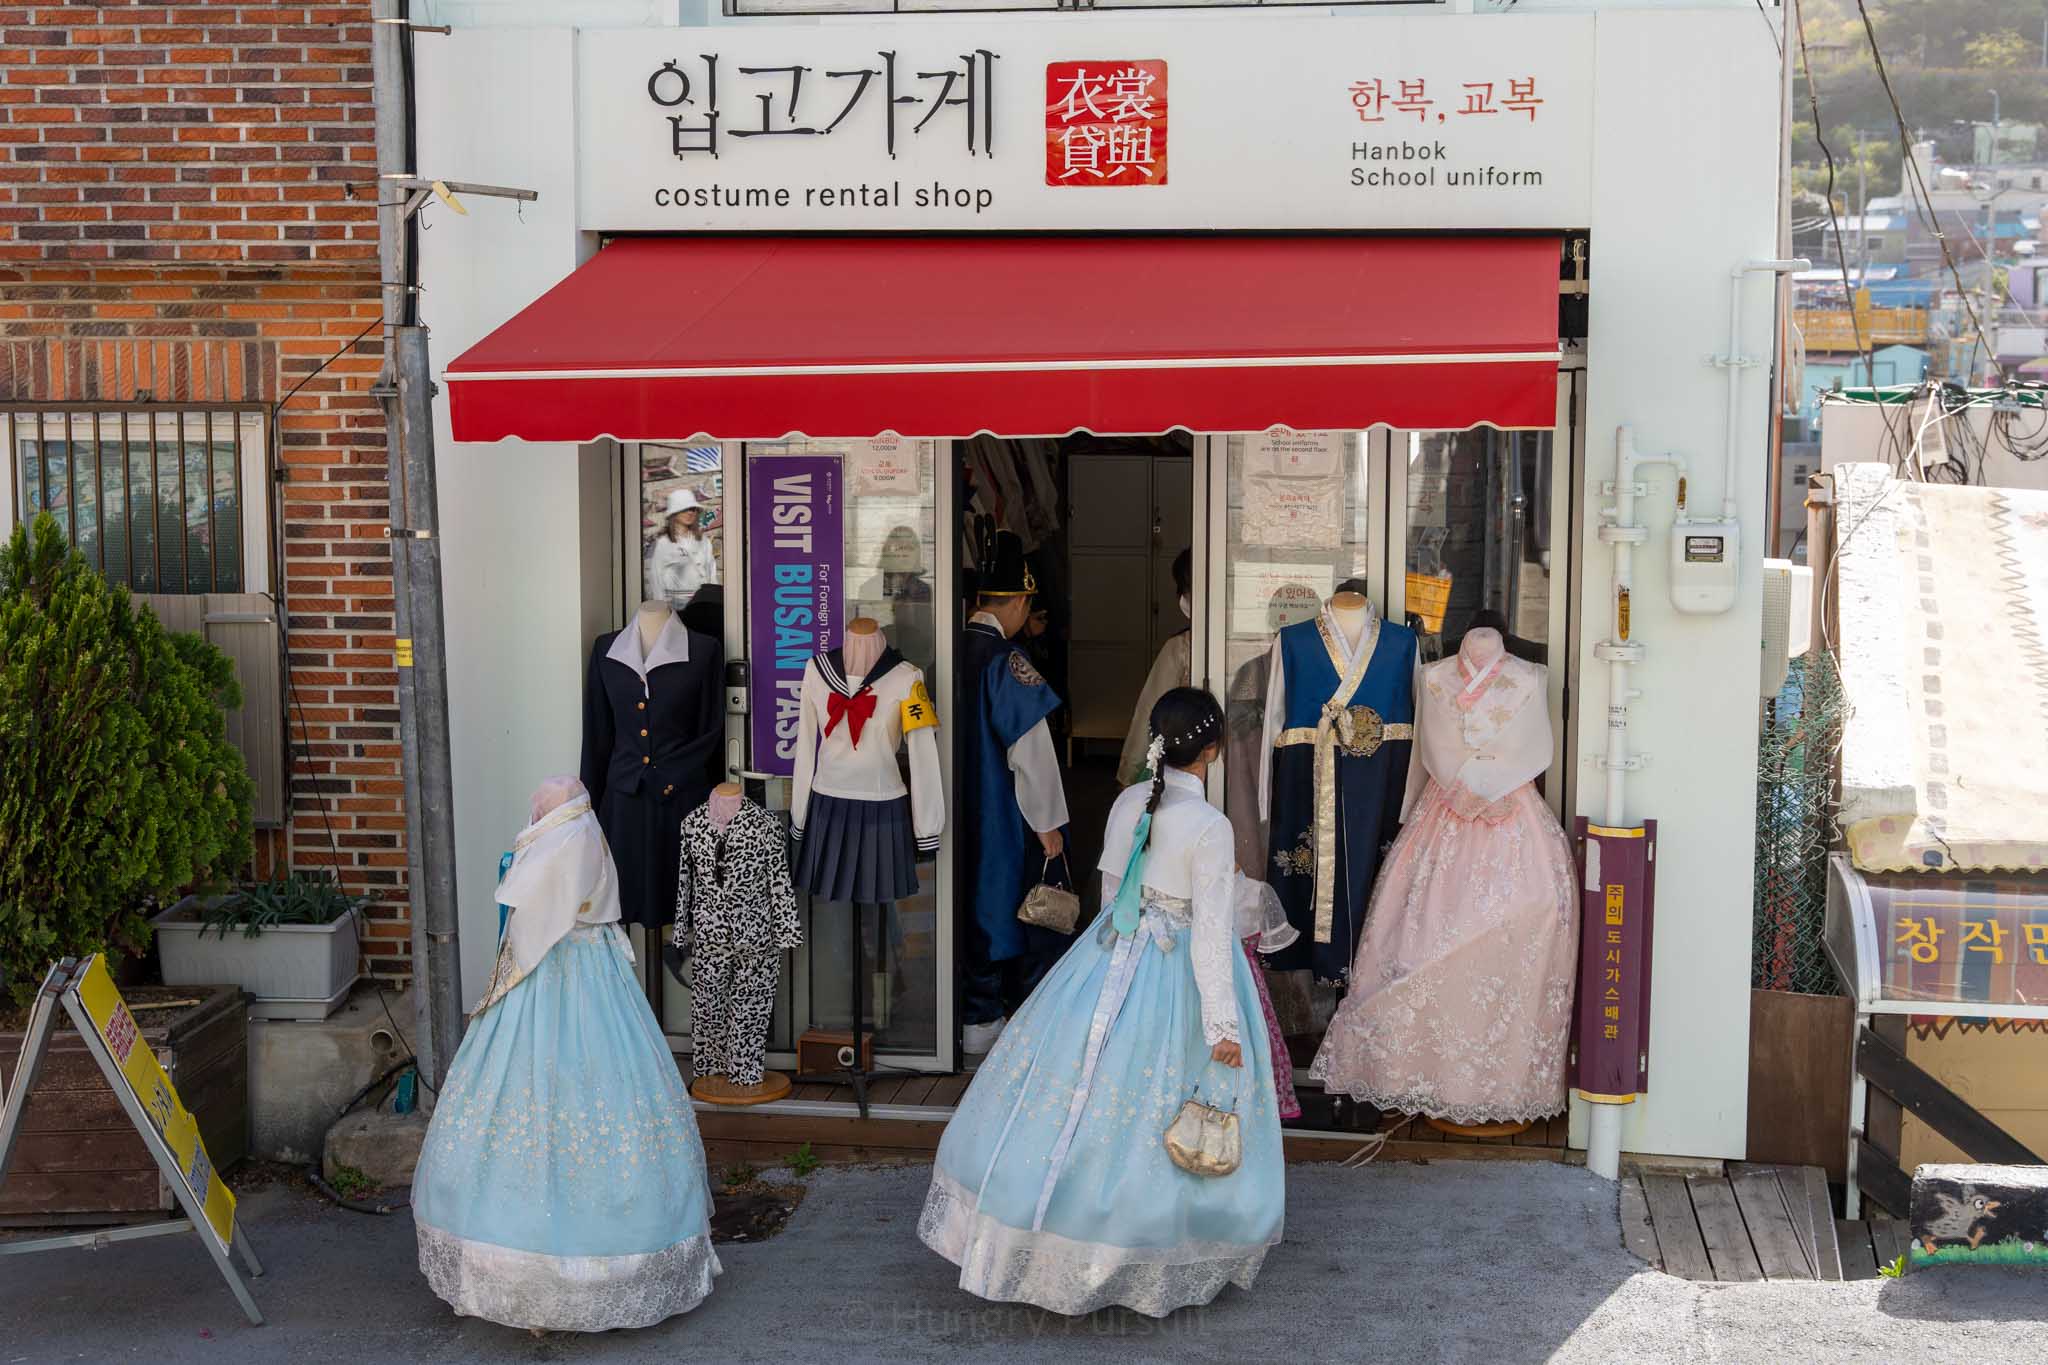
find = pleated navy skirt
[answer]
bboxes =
[794,793,921,904]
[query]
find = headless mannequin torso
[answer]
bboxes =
[637,599,672,657]
[1458,626,1506,700]
[843,616,884,682]
[1328,590,1373,652]
[708,781,743,832]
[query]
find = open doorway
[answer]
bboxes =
[955,433,1195,908]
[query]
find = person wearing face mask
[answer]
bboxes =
[1117,549,1193,787]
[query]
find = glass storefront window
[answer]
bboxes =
[1217,431,1373,877]
[1403,429,1555,667]
[638,443,726,614]
[633,444,732,1038]
[745,438,945,1061]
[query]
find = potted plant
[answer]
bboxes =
[154,872,368,1020]
[0,515,255,1222]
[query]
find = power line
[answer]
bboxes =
[1850,0,1998,379]
[1794,0,1911,470]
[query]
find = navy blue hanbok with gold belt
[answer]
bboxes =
[1262,610,1416,986]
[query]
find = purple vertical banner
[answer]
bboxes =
[745,452,844,777]
[1569,817,1657,1101]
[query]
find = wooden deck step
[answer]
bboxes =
[1632,1164,1844,1283]
[1728,1165,1815,1280]
[1837,1219,1881,1279]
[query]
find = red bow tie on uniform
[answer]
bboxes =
[824,688,879,746]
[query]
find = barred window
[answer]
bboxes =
[1,407,269,596]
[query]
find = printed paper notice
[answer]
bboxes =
[1246,431,1343,479]
[1230,562,1336,635]
[848,437,922,496]
[1242,432,1346,548]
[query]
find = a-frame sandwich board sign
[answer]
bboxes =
[0,957,265,1326]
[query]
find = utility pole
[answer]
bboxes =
[370,0,534,1088]
[1987,88,2000,173]
[1854,130,1869,279]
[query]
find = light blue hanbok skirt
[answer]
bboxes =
[413,924,719,1331]
[919,901,1286,1317]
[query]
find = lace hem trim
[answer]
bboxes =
[416,1220,720,1332]
[918,1167,1274,1318]
[1302,1072,1567,1127]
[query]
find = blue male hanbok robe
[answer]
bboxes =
[958,617,1070,1021]
[1262,610,1416,985]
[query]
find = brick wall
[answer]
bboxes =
[0,5,409,980]
[0,1,376,266]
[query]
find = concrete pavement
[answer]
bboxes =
[3,1161,2043,1363]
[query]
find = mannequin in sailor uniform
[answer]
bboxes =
[789,619,945,901]
[957,525,1071,1055]
[581,601,725,944]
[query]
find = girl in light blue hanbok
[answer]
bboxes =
[413,778,718,1333]
[920,688,1288,1317]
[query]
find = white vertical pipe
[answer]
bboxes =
[1723,270,1747,522]
[1725,260,1812,519]
[1588,426,1637,1180]
[1585,426,1680,1182]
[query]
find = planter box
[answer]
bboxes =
[0,983,249,1225]
[154,897,360,1022]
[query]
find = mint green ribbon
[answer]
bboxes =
[1106,812,1152,937]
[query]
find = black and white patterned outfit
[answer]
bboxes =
[673,799,801,1087]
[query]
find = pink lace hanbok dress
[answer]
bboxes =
[1308,634,1579,1124]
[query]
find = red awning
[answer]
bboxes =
[445,235,1562,443]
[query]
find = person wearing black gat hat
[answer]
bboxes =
[956,517,1072,1056]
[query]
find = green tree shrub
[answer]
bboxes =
[0,514,254,1007]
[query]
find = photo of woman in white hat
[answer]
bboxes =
[646,486,719,609]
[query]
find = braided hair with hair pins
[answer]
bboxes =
[1140,686,1224,852]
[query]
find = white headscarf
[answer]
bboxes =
[496,777,621,980]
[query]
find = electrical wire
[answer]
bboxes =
[1792,0,1912,470]
[266,307,440,1121]
[1753,0,1782,58]
[1850,0,1997,377]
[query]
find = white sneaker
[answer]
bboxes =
[961,1018,1006,1055]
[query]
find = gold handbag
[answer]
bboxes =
[1016,856,1081,934]
[1164,1082,1242,1178]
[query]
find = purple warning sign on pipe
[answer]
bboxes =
[745,452,843,778]
[1570,817,1657,1103]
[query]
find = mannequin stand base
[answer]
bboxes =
[690,1073,793,1107]
[843,1067,871,1120]
[1425,1117,1534,1139]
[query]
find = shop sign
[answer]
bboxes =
[1869,874,2048,1008]
[577,14,1593,232]
[1045,61,1167,187]
[0,956,262,1323]
[745,452,845,776]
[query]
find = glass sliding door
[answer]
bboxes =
[1201,431,1387,876]
[1386,371,1577,820]
[1194,412,1575,1065]
[734,438,954,1074]
[623,441,735,1043]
